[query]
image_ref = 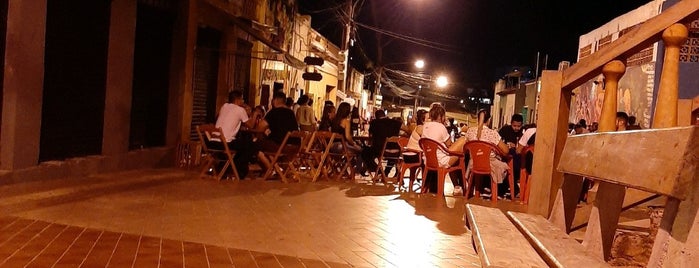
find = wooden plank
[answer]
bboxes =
[557,126,699,199]
[651,174,699,266]
[679,99,693,126]
[464,204,548,268]
[560,0,699,90]
[528,71,571,217]
[507,211,610,268]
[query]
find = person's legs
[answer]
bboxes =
[361,147,378,173]
[228,139,252,179]
[509,149,521,196]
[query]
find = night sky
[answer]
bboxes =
[298,0,651,95]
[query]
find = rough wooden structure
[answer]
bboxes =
[467,0,699,266]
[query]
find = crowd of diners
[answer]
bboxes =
[209,90,644,200]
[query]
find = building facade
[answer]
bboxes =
[0,0,345,175]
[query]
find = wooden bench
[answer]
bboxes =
[465,126,698,267]
[465,204,608,267]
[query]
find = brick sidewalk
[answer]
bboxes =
[0,168,516,267]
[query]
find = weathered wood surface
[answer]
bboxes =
[557,126,699,199]
[570,189,660,232]
[464,204,547,268]
[507,211,610,268]
[529,71,570,217]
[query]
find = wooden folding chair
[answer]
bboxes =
[397,136,423,191]
[299,131,336,182]
[373,136,404,184]
[196,124,240,181]
[316,133,356,181]
[260,131,309,183]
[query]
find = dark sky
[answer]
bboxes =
[298,0,650,94]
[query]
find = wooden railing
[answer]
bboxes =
[528,0,699,265]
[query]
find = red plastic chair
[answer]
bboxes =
[462,140,515,203]
[418,138,466,197]
[519,145,535,204]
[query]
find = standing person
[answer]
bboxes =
[214,90,260,179]
[350,106,361,136]
[318,105,335,131]
[361,109,402,176]
[616,112,629,131]
[255,91,300,172]
[285,97,294,110]
[295,94,316,132]
[463,109,511,199]
[627,115,642,130]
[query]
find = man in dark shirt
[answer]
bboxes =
[361,109,402,176]
[498,113,524,197]
[498,114,523,145]
[255,91,299,172]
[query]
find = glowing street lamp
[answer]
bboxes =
[436,75,448,88]
[414,59,425,69]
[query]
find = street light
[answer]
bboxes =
[414,60,426,115]
[414,59,425,69]
[436,75,448,88]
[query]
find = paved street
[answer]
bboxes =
[0,168,526,267]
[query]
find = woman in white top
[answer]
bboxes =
[420,105,467,168]
[463,109,510,185]
[295,95,316,131]
[406,109,428,156]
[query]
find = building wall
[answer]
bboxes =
[575,0,699,128]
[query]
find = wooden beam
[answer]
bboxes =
[558,126,698,199]
[528,71,571,217]
[465,205,548,267]
[507,211,610,267]
[560,0,699,90]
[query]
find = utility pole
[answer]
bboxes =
[338,0,353,97]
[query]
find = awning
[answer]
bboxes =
[283,53,306,70]
[232,17,285,53]
[233,17,306,70]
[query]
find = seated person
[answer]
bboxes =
[405,109,429,164]
[463,109,511,198]
[318,105,335,131]
[213,90,261,179]
[361,109,402,176]
[498,114,524,193]
[254,91,300,173]
[421,105,469,192]
[330,102,363,172]
[517,124,537,175]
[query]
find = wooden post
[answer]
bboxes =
[528,71,571,217]
[648,23,689,267]
[582,60,627,260]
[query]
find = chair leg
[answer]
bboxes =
[491,177,498,204]
[523,172,531,204]
[437,169,445,197]
[509,169,515,202]
[519,169,528,204]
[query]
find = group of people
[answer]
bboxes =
[213,90,299,179]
